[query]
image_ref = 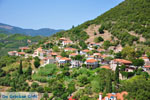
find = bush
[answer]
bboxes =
[94,36,104,43]
[31,82,39,88]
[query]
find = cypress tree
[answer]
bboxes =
[19,60,23,74]
[106,73,112,93]
[26,64,32,76]
[115,66,119,84]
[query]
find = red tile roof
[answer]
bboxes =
[97,48,105,52]
[64,48,77,51]
[144,66,150,68]
[8,51,17,54]
[68,96,76,100]
[70,53,78,56]
[36,47,43,52]
[56,55,62,58]
[113,59,132,64]
[51,52,57,56]
[63,41,72,43]
[86,59,97,63]
[59,38,67,41]
[94,53,102,56]
[82,49,90,52]
[19,47,29,50]
[101,65,111,70]
[60,57,71,61]
[99,91,128,100]
[18,52,25,55]
[141,56,149,59]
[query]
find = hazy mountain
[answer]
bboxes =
[0,23,63,36]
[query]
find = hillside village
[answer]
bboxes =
[7,35,150,100]
[1,0,150,99]
[8,37,150,75]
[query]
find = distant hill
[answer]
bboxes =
[0,23,63,36]
[0,33,45,56]
[54,0,150,47]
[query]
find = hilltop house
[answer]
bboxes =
[8,51,18,56]
[110,59,132,71]
[85,59,99,68]
[101,65,111,70]
[93,53,102,60]
[64,48,77,52]
[143,66,150,74]
[59,38,67,42]
[70,60,82,68]
[43,57,55,65]
[56,55,62,62]
[19,47,29,52]
[80,49,90,56]
[87,55,95,60]
[33,47,43,57]
[69,53,78,58]
[18,52,25,56]
[140,56,150,65]
[97,48,105,53]
[98,91,128,100]
[62,40,73,46]
[58,57,71,65]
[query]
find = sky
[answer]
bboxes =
[0,0,124,30]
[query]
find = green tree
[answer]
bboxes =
[106,73,112,93]
[53,46,59,52]
[26,65,32,76]
[132,59,144,69]
[34,60,40,68]
[99,25,105,34]
[122,46,135,60]
[43,92,49,100]
[67,82,76,94]
[115,66,119,84]
[94,36,104,43]
[31,82,39,88]
[19,60,23,74]
[37,86,44,93]
[103,40,111,50]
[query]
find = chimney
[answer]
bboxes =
[99,93,102,100]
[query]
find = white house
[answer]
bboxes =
[80,49,90,56]
[140,56,149,65]
[43,57,55,65]
[110,59,132,71]
[19,47,29,52]
[62,40,73,46]
[56,55,62,62]
[8,51,18,56]
[143,66,150,74]
[64,48,77,52]
[98,91,128,100]
[58,57,71,65]
[70,60,82,68]
[85,59,99,68]
[69,53,78,58]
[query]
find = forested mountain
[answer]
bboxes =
[54,0,150,46]
[0,23,63,36]
[0,33,45,56]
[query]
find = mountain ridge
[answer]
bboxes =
[0,23,63,36]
